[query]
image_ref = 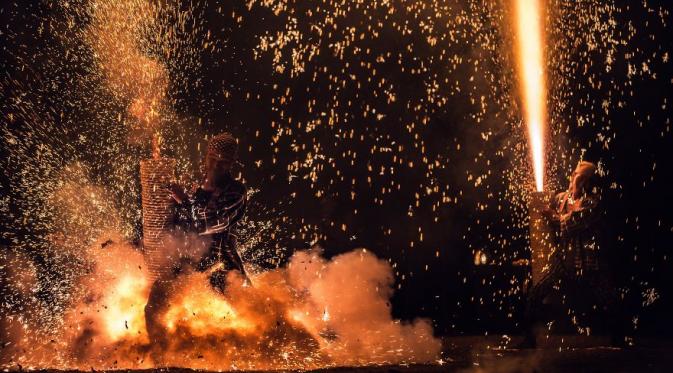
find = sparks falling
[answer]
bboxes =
[514,0,547,191]
[2,0,671,368]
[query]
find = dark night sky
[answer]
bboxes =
[1,0,672,337]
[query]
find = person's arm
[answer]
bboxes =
[560,194,600,233]
[541,192,564,228]
[199,189,246,235]
[173,187,199,230]
[542,208,561,225]
[168,183,189,204]
[172,182,246,235]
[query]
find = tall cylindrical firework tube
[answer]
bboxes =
[140,157,176,279]
[529,191,554,285]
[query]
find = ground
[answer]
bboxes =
[30,336,673,373]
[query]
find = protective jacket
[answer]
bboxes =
[553,189,603,273]
[175,173,247,276]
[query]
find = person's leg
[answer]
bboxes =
[520,252,569,348]
[521,272,559,348]
[559,274,589,336]
[208,267,229,293]
[587,271,626,346]
[565,270,625,346]
[144,259,191,361]
[144,278,172,356]
[195,245,219,272]
[206,236,252,293]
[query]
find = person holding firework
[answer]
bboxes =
[521,161,624,348]
[144,132,248,351]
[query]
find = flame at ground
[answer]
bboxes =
[0,237,441,370]
[100,273,149,341]
[161,273,258,337]
[514,0,547,191]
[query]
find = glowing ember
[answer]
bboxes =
[514,0,547,191]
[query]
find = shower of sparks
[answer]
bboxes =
[514,0,547,192]
[1,0,672,370]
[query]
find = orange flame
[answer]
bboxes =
[1,236,441,370]
[514,0,546,191]
[162,274,258,337]
[101,273,149,341]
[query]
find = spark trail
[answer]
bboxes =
[514,0,547,191]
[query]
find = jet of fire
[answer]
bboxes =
[514,0,547,191]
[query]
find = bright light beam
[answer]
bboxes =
[514,0,546,191]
